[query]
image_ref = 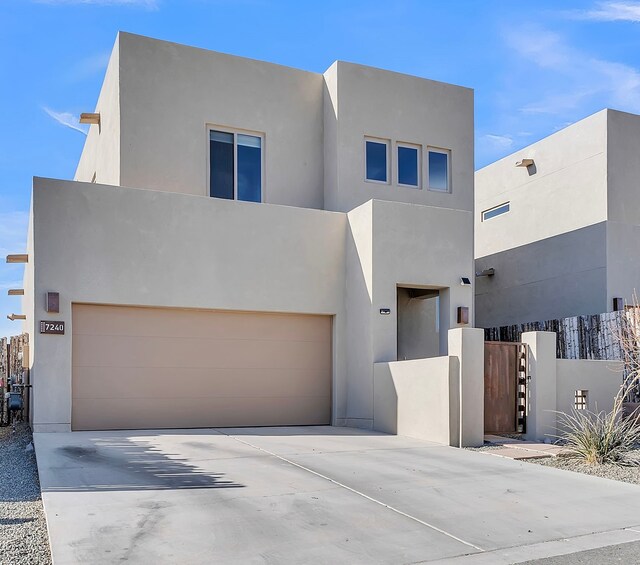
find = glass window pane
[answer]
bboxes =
[429,151,449,191]
[210,130,234,199]
[482,203,510,221]
[237,135,261,202]
[398,146,419,187]
[366,141,387,182]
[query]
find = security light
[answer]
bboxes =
[475,268,495,277]
[460,277,471,286]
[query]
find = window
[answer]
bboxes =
[365,138,389,183]
[428,149,450,192]
[482,202,510,221]
[397,143,420,188]
[574,390,588,410]
[209,129,262,202]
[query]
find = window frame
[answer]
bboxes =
[396,142,421,189]
[206,124,265,202]
[427,147,451,193]
[364,137,390,185]
[481,202,511,222]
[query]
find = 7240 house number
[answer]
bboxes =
[40,321,65,335]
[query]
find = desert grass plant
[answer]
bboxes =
[555,394,640,465]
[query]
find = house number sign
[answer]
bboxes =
[40,321,65,335]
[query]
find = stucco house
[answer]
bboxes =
[475,108,640,328]
[21,33,476,434]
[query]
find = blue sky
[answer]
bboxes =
[1,0,640,338]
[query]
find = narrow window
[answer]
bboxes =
[365,139,389,183]
[574,390,588,410]
[482,202,510,221]
[428,149,450,192]
[209,129,262,202]
[398,144,420,188]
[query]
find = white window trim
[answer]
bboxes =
[481,202,510,222]
[364,137,390,185]
[206,124,266,202]
[396,142,421,189]
[427,147,451,193]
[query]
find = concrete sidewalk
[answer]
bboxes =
[34,427,640,564]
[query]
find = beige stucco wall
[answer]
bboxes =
[325,61,474,214]
[74,36,120,186]
[27,178,347,431]
[345,200,474,428]
[556,359,621,416]
[475,110,608,259]
[117,33,325,208]
[373,356,459,445]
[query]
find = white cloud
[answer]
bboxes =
[482,134,514,150]
[33,0,158,7]
[504,25,640,116]
[581,2,640,22]
[42,107,88,135]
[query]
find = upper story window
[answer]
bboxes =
[428,148,450,192]
[482,202,510,221]
[365,138,389,183]
[397,143,420,188]
[209,129,262,202]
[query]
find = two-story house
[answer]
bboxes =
[475,109,640,328]
[22,32,475,433]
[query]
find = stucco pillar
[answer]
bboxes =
[448,328,484,447]
[521,331,557,442]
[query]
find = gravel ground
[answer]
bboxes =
[529,455,640,485]
[0,423,52,565]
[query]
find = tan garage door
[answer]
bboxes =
[72,304,332,431]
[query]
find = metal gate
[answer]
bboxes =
[484,342,527,434]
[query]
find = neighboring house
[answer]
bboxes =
[21,33,475,433]
[475,109,640,328]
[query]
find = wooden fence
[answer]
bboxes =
[484,310,627,360]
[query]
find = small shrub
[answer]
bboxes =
[557,405,640,465]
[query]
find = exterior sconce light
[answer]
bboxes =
[46,292,60,313]
[79,113,101,125]
[457,307,470,325]
[613,297,624,312]
[460,277,471,286]
[475,268,495,277]
[6,254,28,263]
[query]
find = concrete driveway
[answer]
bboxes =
[34,427,640,564]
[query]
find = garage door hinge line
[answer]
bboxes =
[220,432,484,553]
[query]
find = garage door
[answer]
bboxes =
[72,304,332,430]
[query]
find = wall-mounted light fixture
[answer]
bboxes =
[6,254,28,263]
[45,292,60,313]
[457,306,470,325]
[8,289,24,296]
[475,268,495,277]
[460,277,471,286]
[79,112,100,125]
[7,314,26,321]
[515,159,534,168]
[613,297,624,312]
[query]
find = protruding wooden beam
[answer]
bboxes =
[6,254,28,264]
[8,289,24,296]
[79,112,100,125]
[7,314,26,321]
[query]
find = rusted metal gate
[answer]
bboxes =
[484,342,527,434]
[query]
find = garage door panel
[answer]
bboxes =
[73,304,331,342]
[73,334,331,371]
[72,304,332,430]
[72,395,331,431]
[73,366,332,400]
